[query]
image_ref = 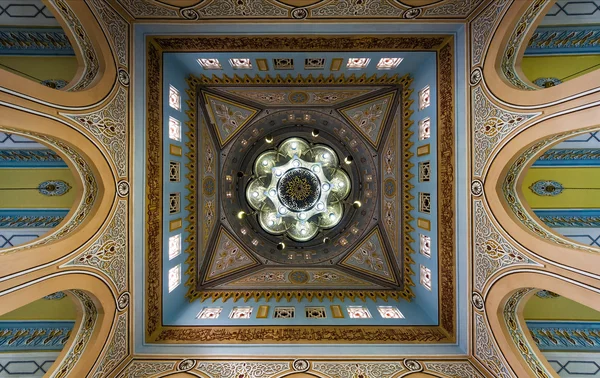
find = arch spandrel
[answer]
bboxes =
[481,0,600,107]
[0,0,118,109]
[485,272,600,378]
[0,106,115,278]
[485,104,600,276]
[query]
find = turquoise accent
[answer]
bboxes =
[0,209,69,228]
[0,321,74,351]
[527,321,600,351]
[530,180,563,196]
[526,26,600,55]
[533,149,600,166]
[534,210,600,227]
[0,28,74,56]
[0,149,67,168]
[38,180,71,196]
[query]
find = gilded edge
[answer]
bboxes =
[145,35,456,343]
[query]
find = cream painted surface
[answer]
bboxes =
[525,295,600,321]
[0,297,76,321]
[0,56,78,84]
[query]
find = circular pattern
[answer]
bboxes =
[38,180,71,196]
[278,168,321,212]
[117,180,130,197]
[402,7,421,19]
[471,179,483,197]
[41,79,68,89]
[289,91,309,103]
[533,77,562,88]
[289,270,309,284]
[403,359,422,371]
[472,292,484,311]
[291,7,308,19]
[203,176,216,196]
[292,359,310,372]
[470,67,482,86]
[384,178,396,197]
[180,8,199,20]
[177,359,196,371]
[530,180,563,196]
[117,292,130,311]
[118,69,130,86]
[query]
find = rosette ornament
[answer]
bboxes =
[246,137,351,242]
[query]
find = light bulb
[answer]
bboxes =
[267,220,275,226]
[338,181,345,188]
[292,160,300,167]
[323,152,330,159]
[300,228,307,235]
[262,160,269,166]
[312,165,320,173]
[298,213,307,220]
[252,191,259,198]
[291,142,298,150]
[269,189,276,197]
[275,169,282,177]
[322,183,330,191]
[316,202,325,210]
[279,206,287,214]
[329,212,335,220]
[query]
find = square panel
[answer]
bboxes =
[376,57,403,69]
[420,234,431,258]
[346,58,370,69]
[168,234,181,260]
[229,58,252,69]
[197,58,222,69]
[305,307,327,318]
[168,117,181,142]
[169,193,180,214]
[419,192,431,214]
[377,306,405,319]
[168,264,181,292]
[196,307,222,319]
[419,118,431,141]
[305,58,325,69]
[419,161,430,182]
[230,307,253,319]
[169,161,180,182]
[418,85,431,110]
[274,307,295,319]
[420,264,432,291]
[273,58,293,70]
[347,306,372,319]
[169,85,181,111]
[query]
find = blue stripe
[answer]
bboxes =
[526,321,600,351]
[534,210,600,228]
[0,321,75,351]
[532,149,600,166]
[0,28,74,56]
[525,26,600,56]
[0,209,69,228]
[0,149,67,168]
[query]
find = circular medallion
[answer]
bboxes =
[470,67,482,86]
[292,359,310,371]
[117,292,130,311]
[277,168,321,212]
[118,69,130,86]
[289,91,309,104]
[203,176,216,196]
[178,359,196,371]
[384,178,396,197]
[471,179,483,197]
[402,7,421,19]
[472,292,484,311]
[291,7,308,19]
[117,180,130,197]
[403,359,422,371]
[289,270,309,284]
[530,180,563,196]
[180,8,199,20]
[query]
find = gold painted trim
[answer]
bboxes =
[202,91,260,147]
[169,219,182,231]
[331,305,344,318]
[330,58,343,71]
[202,227,260,283]
[256,58,268,71]
[256,305,270,319]
[417,218,431,231]
[417,144,430,156]
[169,144,182,156]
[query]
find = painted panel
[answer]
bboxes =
[0,169,75,208]
[0,133,47,149]
[0,352,59,378]
[522,168,600,209]
[0,28,74,56]
[0,321,75,352]
[543,352,600,377]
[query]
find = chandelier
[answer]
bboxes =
[245,137,351,242]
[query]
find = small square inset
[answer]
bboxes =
[168,234,181,260]
[197,58,222,69]
[418,161,430,182]
[305,307,327,318]
[168,264,181,292]
[305,58,325,69]
[420,264,432,291]
[420,234,431,258]
[169,117,182,142]
[169,161,180,182]
[419,85,431,110]
[346,58,370,69]
[196,307,222,319]
[230,307,253,319]
[377,306,405,319]
[169,192,180,214]
[229,58,252,69]
[376,57,403,70]
[419,192,431,214]
[347,306,372,318]
[274,307,295,319]
[273,58,293,70]
[419,118,431,141]
[169,85,181,111]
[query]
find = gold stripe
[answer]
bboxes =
[170,144,182,156]
[330,58,343,71]
[256,305,270,319]
[417,144,430,156]
[169,218,182,231]
[256,58,268,71]
[417,218,431,231]
[331,305,344,318]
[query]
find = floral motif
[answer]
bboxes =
[530,180,563,196]
[38,180,71,196]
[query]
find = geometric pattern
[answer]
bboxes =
[0,29,73,55]
[202,92,259,147]
[0,359,56,376]
[339,228,398,285]
[0,321,74,351]
[202,227,260,284]
[339,91,396,148]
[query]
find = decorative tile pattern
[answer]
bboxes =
[340,228,397,285]
[169,161,180,182]
[474,312,513,378]
[425,361,485,378]
[305,58,325,69]
[347,306,372,318]
[203,228,259,283]
[168,117,181,141]
[273,307,295,319]
[88,0,128,67]
[273,58,293,70]
[168,234,181,260]
[0,29,72,54]
[91,311,128,378]
[197,307,222,319]
[202,92,259,147]
[528,321,600,351]
[378,306,404,319]
[473,200,540,292]
[169,85,181,110]
[168,193,180,214]
[420,264,432,290]
[229,58,252,69]
[420,234,431,257]
[168,264,181,292]
[471,0,511,67]
[419,192,431,214]
[419,118,431,140]
[472,85,540,177]
[216,87,380,107]
[305,307,327,319]
[0,321,74,351]
[312,361,405,377]
[346,58,370,69]
[339,91,396,147]
[419,161,431,182]
[194,361,289,378]
[418,86,431,110]
[197,58,222,69]
[376,57,403,69]
[229,307,253,319]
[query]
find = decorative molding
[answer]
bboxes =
[526,26,600,55]
[0,210,68,228]
[0,149,67,167]
[0,321,73,351]
[63,200,128,293]
[473,200,540,292]
[309,1,403,18]
[194,361,290,377]
[422,0,485,17]
[0,28,73,55]
[202,91,259,147]
[311,361,405,377]
[471,0,511,67]
[471,85,540,177]
[87,0,128,68]
[91,312,128,378]
[202,227,260,284]
[62,87,128,178]
[533,149,600,166]
[534,210,600,228]
[339,91,396,148]
[474,312,514,378]
[424,361,485,377]
[527,321,600,351]
[118,361,176,377]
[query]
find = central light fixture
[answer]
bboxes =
[245,137,351,242]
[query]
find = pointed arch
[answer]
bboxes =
[0,104,114,277]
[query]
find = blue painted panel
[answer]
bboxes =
[525,26,600,56]
[0,149,67,167]
[527,321,600,352]
[532,149,600,166]
[0,321,74,352]
[534,209,600,227]
[0,209,69,228]
[0,28,74,56]
[0,133,47,149]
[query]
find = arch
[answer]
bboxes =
[0,105,114,278]
[0,0,117,108]
[486,103,600,275]
[482,0,600,107]
[486,272,600,378]
[0,272,116,378]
